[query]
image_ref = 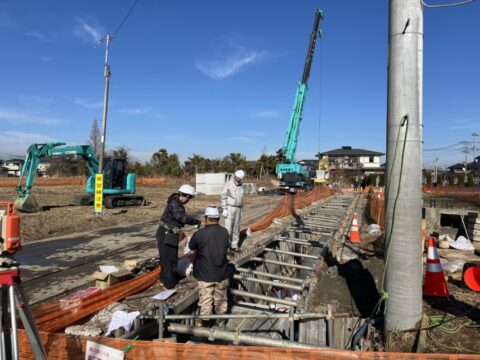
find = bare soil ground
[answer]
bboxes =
[0,181,224,243]
[358,212,480,354]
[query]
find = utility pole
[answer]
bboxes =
[461,140,470,184]
[472,133,478,161]
[434,157,438,185]
[385,0,423,333]
[473,133,479,181]
[99,34,114,174]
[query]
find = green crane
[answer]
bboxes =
[14,142,144,212]
[275,8,324,192]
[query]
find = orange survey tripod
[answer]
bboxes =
[0,263,47,360]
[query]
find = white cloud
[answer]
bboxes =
[0,108,61,125]
[252,109,281,118]
[450,120,480,130]
[39,56,54,62]
[229,136,253,142]
[163,134,188,141]
[74,97,103,109]
[0,131,58,156]
[0,13,17,30]
[119,107,151,115]
[26,31,53,42]
[196,41,268,80]
[73,17,104,43]
[19,94,53,105]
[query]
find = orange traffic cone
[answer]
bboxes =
[424,237,449,297]
[349,212,361,243]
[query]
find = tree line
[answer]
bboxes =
[45,119,282,178]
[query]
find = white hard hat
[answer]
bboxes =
[178,184,195,197]
[204,206,220,218]
[234,169,245,180]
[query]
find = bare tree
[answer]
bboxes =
[88,118,101,157]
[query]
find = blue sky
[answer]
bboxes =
[0,1,478,167]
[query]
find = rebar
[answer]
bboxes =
[251,257,313,271]
[235,267,304,284]
[264,248,320,259]
[230,289,298,307]
[233,274,304,291]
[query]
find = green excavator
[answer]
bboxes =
[14,142,145,213]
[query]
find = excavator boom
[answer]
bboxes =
[14,142,143,212]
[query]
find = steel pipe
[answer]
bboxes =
[230,289,298,307]
[251,257,313,271]
[168,323,327,349]
[235,267,304,284]
[264,248,320,259]
[160,313,332,320]
[233,274,304,291]
[275,237,317,246]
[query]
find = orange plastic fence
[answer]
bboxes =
[19,330,480,360]
[368,188,385,229]
[423,185,480,202]
[31,268,160,333]
[0,177,166,187]
[243,186,334,235]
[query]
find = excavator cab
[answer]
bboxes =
[103,157,127,190]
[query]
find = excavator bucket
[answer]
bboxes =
[14,194,40,213]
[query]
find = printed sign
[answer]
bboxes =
[85,341,124,360]
[94,174,103,213]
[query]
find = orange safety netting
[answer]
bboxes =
[368,188,385,229]
[31,268,160,333]
[18,330,480,360]
[242,186,334,235]
[423,185,480,202]
[0,177,166,187]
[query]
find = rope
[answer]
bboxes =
[369,115,409,318]
[421,0,477,8]
[426,314,480,353]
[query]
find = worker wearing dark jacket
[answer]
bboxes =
[157,184,201,289]
[189,206,230,326]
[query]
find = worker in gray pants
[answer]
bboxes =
[221,170,245,254]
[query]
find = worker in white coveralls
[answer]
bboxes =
[220,169,245,254]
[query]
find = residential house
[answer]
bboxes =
[1,158,24,177]
[317,146,384,172]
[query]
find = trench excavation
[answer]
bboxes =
[100,194,362,348]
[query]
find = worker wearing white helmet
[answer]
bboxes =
[188,206,230,327]
[220,169,245,254]
[156,184,201,289]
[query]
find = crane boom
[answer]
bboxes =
[276,9,324,191]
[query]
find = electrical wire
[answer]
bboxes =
[423,142,463,151]
[113,0,139,36]
[421,0,477,8]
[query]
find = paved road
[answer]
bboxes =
[17,194,282,305]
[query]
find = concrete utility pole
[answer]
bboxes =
[461,141,469,183]
[434,157,438,184]
[472,132,478,160]
[99,34,113,174]
[385,0,423,332]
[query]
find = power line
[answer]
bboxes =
[113,0,139,36]
[423,142,462,151]
[421,0,477,8]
